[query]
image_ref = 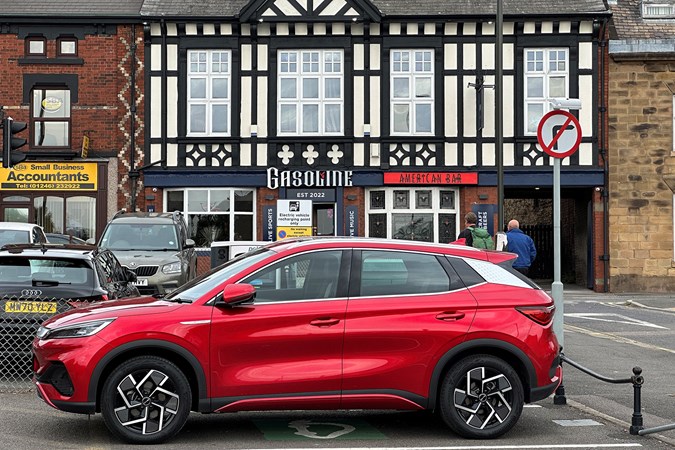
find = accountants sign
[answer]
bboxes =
[0,162,98,191]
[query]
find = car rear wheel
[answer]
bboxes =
[101,356,192,444]
[439,354,524,439]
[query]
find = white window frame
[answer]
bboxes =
[642,2,675,18]
[524,48,569,135]
[365,187,459,242]
[164,188,256,248]
[187,50,231,136]
[277,49,344,136]
[390,49,435,136]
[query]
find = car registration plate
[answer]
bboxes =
[133,278,149,286]
[4,301,57,314]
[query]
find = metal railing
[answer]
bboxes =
[559,353,674,436]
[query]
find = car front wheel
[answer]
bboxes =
[101,356,192,444]
[439,354,524,439]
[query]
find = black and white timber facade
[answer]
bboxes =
[140,0,611,288]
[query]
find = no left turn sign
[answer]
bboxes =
[536,110,582,159]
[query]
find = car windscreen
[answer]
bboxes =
[99,223,179,251]
[0,257,93,286]
[164,248,273,303]
[0,230,30,246]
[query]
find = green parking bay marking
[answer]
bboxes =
[253,418,386,440]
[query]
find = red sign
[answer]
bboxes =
[536,110,582,159]
[383,172,478,185]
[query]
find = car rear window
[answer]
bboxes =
[0,230,31,246]
[0,257,93,285]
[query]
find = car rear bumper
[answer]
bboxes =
[529,364,562,402]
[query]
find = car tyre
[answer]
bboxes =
[101,356,192,444]
[439,354,523,439]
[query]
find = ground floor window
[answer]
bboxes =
[165,188,256,248]
[1,194,96,240]
[365,187,459,243]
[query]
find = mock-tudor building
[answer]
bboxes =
[2,0,613,290]
[608,0,675,292]
[139,0,611,289]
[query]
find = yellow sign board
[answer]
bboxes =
[277,226,312,239]
[0,161,98,191]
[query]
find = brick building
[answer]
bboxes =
[0,1,144,239]
[608,0,675,292]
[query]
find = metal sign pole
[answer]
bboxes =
[552,157,563,348]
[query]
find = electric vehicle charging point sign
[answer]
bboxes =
[536,110,582,159]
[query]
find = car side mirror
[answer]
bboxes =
[185,238,195,249]
[86,238,96,245]
[124,268,137,283]
[217,283,256,307]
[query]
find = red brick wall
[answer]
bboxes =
[0,24,145,212]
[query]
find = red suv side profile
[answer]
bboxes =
[33,237,561,444]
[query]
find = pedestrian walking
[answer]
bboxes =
[453,212,478,246]
[506,219,536,276]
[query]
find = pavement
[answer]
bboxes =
[536,280,675,310]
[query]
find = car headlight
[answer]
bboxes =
[162,261,182,274]
[37,319,115,340]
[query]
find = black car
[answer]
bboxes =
[0,243,140,380]
[0,243,139,302]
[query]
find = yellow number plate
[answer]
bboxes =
[4,301,57,314]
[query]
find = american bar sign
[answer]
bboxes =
[383,172,478,185]
[0,162,98,191]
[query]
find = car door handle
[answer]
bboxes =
[310,317,341,327]
[436,312,465,321]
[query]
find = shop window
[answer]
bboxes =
[33,195,95,240]
[57,37,78,57]
[366,187,459,243]
[31,88,71,148]
[166,188,255,247]
[25,37,46,56]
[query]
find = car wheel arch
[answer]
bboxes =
[88,339,208,412]
[428,338,537,410]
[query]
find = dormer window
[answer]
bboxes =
[642,1,675,18]
[57,37,78,57]
[25,37,46,56]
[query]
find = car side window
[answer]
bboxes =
[359,250,450,297]
[446,256,485,287]
[241,250,343,303]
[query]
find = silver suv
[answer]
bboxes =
[93,211,197,295]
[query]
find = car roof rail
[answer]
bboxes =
[112,208,127,220]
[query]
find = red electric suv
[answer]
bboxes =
[32,237,561,444]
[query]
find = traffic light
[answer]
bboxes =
[2,117,28,169]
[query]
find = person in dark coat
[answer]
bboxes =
[506,219,537,276]
[455,212,478,247]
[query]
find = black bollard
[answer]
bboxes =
[629,366,644,435]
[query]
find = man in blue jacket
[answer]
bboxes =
[506,219,537,276]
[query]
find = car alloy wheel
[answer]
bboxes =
[101,356,192,444]
[439,354,524,439]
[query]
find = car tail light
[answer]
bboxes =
[516,305,555,325]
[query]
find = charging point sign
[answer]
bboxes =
[536,110,582,159]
